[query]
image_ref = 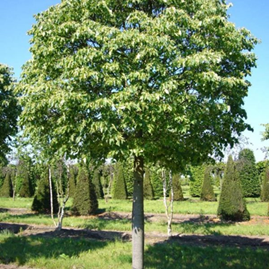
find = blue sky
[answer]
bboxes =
[0,0,268,161]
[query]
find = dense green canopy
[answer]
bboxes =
[0,64,21,161]
[18,0,257,169]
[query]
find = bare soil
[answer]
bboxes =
[1,208,269,268]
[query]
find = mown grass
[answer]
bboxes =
[1,196,266,216]
[0,230,268,269]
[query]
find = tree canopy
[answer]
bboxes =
[0,64,21,161]
[17,1,258,268]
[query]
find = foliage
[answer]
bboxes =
[31,169,59,214]
[170,173,184,201]
[256,160,269,185]
[0,64,21,161]
[211,162,225,189]
[260,167,269,202]
[201,166,216,201]
[189,165,206,197]
[143,168,154,200]
[71,164,98,215]
[217,155,250,221]
[0,169,13,197]
[237,148,260,197]
[112,162,127,200]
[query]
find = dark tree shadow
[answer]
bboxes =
[145,236,269,269]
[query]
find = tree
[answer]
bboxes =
[0,64,21,162]
[261,167,269,202]
[200,166,216,201]
[112,162,127,199]
[32,168,59,214]
[18,1,257,267]
[71,164,98,215]
[237,148,260,197]
[217,155,250,221]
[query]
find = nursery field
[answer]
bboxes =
[0,196,269,269]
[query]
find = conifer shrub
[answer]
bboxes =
[261,167,269,202]
[18,175,33,197]
[112,162,127,199]
[217,155,250,221]
[143,168,154,200]
[189,165,205,197]
[31,170,59,214]
[150,167,163,199]
[92,168,104,199]
[71,165,98,215]
[68,165,78,197]
[201,166,216,201]
[237,148,260,197]
[0,170,13,197]
[170,173,184,201]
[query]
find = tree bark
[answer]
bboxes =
[132,155,144,269]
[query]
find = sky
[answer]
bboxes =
[0,0,268,162]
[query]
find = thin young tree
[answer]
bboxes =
[18,1,258,267]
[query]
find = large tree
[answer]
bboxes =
[18,1,257,268]
[0,64,21,161]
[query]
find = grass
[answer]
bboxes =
[0,195,269,268]
[0,230,269,269]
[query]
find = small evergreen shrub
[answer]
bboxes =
[189,165,205,197]
[261,167,269,202]
[237,148,260,197]
[18,175,33,197]
[201,166,216,201]
[31,170,59,214]
[71,165,98,215]
[92,168,104,199]
[0,171,13,197]
[217,155,250,221]
[68,165,78,197]
[112,162,127,199]
[170,173,184,201]
[143,168,154,200]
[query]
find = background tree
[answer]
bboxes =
[32,168,59,214]
[189,165,206,197]
[0,168,13,197]
[71,164,98,215]
[261,167,269,202]
[237,148,260,197]
[218,155,250,221]
[170,173,184,201]
[18,1,258,267]
[200,166,216,201]
[92,167,104,199]
[17,156,33,197]
[0,64,21,162]
[112,162,127,200]
[68,164,78,198]
[143,167,154,200]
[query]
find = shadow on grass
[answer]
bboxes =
[0,230,110,266]
[145,237,269,269]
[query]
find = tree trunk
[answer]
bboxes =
[49,166,56,227]
[132,156,144,269]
